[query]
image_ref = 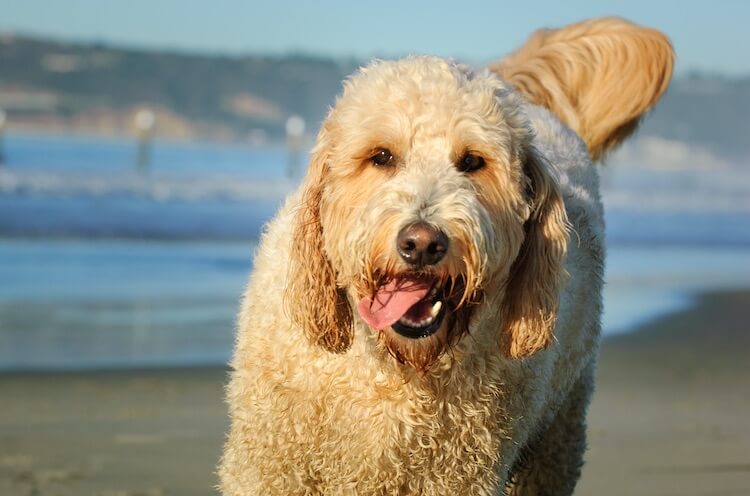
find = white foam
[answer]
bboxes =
[0,168,295,202]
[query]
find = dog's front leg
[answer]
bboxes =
[504,364,594,496]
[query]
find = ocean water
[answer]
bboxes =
[1,133,749,370]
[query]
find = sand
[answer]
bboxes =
[0,368,227,496]
[578,290,750,495]
[1,290,748,495]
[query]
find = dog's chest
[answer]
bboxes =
[273,362,522,494]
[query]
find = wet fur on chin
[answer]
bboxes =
[376,294,477,374]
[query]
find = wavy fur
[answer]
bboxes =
[500,148,569,358]
[220,17,674,495]
[490,17,674,160]
[285,125,353,353]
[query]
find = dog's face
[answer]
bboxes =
[286,57,569,372]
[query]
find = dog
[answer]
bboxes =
[219,17,673,495]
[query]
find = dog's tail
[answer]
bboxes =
[489,17,674,161]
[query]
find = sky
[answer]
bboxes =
[0,0,748,76]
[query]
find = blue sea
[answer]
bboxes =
[1,133,749,370]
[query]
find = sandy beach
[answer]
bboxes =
[579,290,750,495]
[1,290,748,495]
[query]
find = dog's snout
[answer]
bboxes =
[397,223,449,266]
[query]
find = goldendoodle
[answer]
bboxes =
[219,17,673,495]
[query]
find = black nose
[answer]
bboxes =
[397,223,449,266]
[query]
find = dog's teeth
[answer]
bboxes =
[398,302,445,329]
[430,301,442,318]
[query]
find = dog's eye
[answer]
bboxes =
[457,152,486,173]
[370,149,394,167]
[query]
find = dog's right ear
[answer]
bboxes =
[491,17,674,161]
[284,125,353,353]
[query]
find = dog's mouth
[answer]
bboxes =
[357,275,464,339]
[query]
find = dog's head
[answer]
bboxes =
[285,58,565,370]
[285,19,673,372]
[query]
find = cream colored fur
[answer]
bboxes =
[219,18,673,495]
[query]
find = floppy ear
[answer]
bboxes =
[499,149,568,359]
[490,17,674,161]
[284,126,353,353]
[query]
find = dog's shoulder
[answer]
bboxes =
[525,103,605,242]
[524,102,605,372]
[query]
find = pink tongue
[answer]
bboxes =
[357,279,432,329]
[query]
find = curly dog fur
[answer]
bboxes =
[219,17,673,495]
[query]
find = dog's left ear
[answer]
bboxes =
[499,148,568,359]
[284,125,353,353]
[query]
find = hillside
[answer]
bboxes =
[0,33,358,141]
[1,33,748,158]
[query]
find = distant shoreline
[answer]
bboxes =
[1,127,292,147]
